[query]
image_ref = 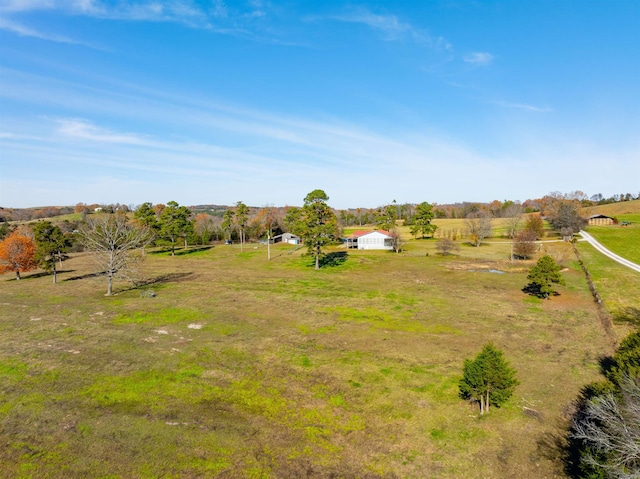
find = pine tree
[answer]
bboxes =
[33,221,71,283]
[525,255,565,298]
[410,202,437,239]
[300,189,339,269]
[459,343,519,414]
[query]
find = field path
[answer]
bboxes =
[579,230,640,273]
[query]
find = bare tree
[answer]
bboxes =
[78,214,151,296]
[502,203,524,239]
[436,237,460,256]
[465,212,493,247]
[571,377,640,478]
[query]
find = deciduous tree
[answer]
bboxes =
[459,343,518,415]
[502,203,525,239]
[0,230,37,280]
[436,237,460,256]
[523,213,545,240]
[512,230,537,260]
[545,198,587,236]
[193,213,216,245]
[464,212,492,247]
[78,213,150,296]
[570,331,640,478]
[33,221,71,283]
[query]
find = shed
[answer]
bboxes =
[588,214,615,226]
[345,230,394,250]
[272,233,300,244]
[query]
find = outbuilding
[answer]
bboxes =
[345,230,394,250]
[272,233,300,244]
[588,214,615,226]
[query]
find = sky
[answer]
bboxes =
[0,0,638,210]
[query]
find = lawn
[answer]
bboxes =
[585,222,640,265]
[0,241,622,478]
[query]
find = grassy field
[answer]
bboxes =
[0,238,629,478]
[574,199,640,328]
[583,199,640,265]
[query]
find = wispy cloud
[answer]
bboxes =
[0,17,104,48]
[492,101,552,112]
[463,51,494,66]
[0,0,56,13]
[316,7,451,51]
[56,118,149,144]
[0,1,215,27]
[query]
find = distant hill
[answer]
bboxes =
[582,199,640,218]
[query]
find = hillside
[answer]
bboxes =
[582,199,640,219]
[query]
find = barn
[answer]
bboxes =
[345,230,394,250]
[588,214,615,226]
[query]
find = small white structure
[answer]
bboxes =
[346,230,394,250]
[272,233,300,245]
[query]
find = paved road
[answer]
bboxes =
[579,230,640,273]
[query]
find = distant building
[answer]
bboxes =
[272,233,300,244]
[345,230,394,250]
[588,214,615,226]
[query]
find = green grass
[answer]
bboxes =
[586,223,640,264]
[0,239,625,478]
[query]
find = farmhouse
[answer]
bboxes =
[345,230,394,250]
[588,214,615,226]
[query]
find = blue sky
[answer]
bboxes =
[0,0,638,209]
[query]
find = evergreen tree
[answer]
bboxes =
[33,221,71,283]
[222,209,236,242]
[374,204,397,232]
[410,202,437,239]
[525,255,565,298]
[459,343,519,414]
[235,201,249,251]
[158,201,192,255]
[300,189,339,269]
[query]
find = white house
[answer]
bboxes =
[346,230,394,250]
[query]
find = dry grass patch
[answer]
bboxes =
[0,240,624,478]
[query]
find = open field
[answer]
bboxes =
[0,239,629,478]
[584,199,640,265]
[582,199,640,219]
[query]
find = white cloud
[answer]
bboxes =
[0,0,55,13]
[463,52,494,66]
[56,118,149,145]
[319,8,451,51]
[491,101,552,112]
[0,17,91,45]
